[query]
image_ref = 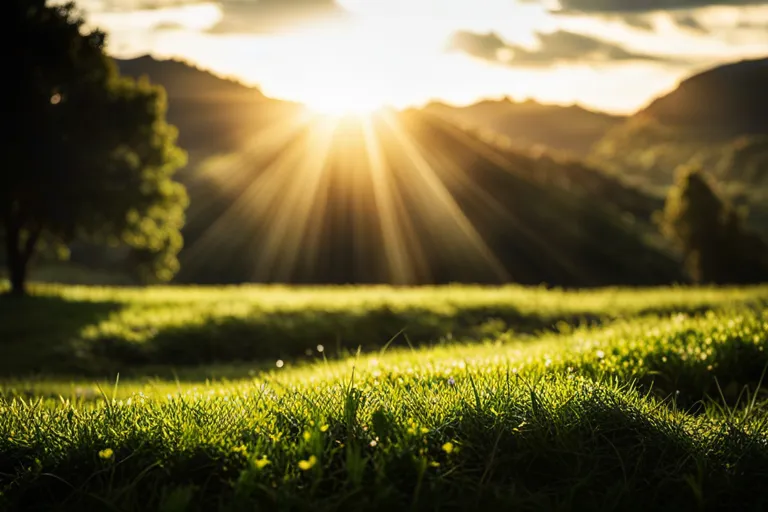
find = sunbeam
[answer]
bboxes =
[362,115,420,284]
[380,110,510,281]
[411,112,592,282]
[251,114,338,281]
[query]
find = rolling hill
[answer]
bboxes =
[424,97,625,158]
[60,56,684,287]
[115,56,303,160]
[174,111,680,286]
[638,57,768,136]
[591,57,768,188]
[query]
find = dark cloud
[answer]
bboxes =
[735,20,768,28]
[86,0,198,10]
[673,13,708,32]
[621,13,655,30]
[207,0,347,34]
[447,32,509,61]
[548,0,767,13]
[151,21,187,31]
[87,0,347,33]
[447,29,669,67]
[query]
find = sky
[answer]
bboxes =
[79,0,768,114]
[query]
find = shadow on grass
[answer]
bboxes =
[0,294,123,375]
[1,291,765,380]
[91,306,604,368]
[95,303,731,368]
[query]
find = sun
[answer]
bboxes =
[256,18,416,117]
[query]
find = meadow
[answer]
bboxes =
[3,284,768,510]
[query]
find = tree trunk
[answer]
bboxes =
[3,219,38,298]
[8,258,27,297]
[4,221,25,297]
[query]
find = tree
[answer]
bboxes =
[659,164,768,284]
[3,0,188,296]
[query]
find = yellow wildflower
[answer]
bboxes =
[298,455,318,471]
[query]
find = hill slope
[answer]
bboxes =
[60,57,682,286]
[639,57,768,135]
[115,56,302,158]
[592,57,768,188]
[177,109,681,286]
[424,98,625,158]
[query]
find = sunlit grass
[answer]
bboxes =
[2,283,767,376]
[3,296,768,510]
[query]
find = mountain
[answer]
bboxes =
[115,56,303,159]
[62,57,684,287]
[592,57,768,188]
[423,98,625,158]
[638,58,768,136]
[176,110,681,286]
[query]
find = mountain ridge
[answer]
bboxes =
[592,56,768,188]
[423,97,625,158]
[61,55,684,286]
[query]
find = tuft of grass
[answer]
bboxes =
[3,298,768,510]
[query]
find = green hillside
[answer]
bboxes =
[592,57,768,189]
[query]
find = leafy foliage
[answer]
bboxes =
[2,1,187,295]
[659,166,768,284]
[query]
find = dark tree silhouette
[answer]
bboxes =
[660,165,768,284]
[3,0,187,296]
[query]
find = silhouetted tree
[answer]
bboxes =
[3,0,187,296]
[660,165,768,284]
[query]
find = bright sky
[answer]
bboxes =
[81,0,768,114]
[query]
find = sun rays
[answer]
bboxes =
[181,106,531,284]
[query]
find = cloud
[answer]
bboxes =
[151,20,187,31]
[82,0,200,11]
[447,29,670,67]
[673,13,708,31]
[547,0,767,13]
[84,0,347,34]
[447,32,509,61]
[207,0,347,34]
[621,13,655,30]
[735,20,768,28]
[86,2,223,33]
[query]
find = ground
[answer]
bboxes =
[2,284,768,511]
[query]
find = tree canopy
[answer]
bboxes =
[660,165,768,284]
[3,0,188,295]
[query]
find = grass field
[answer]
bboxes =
[3,284,768,510]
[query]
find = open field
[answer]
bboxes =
[2,283,768,376]
[3,285,768,510]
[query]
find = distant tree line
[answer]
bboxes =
[659,165,768,284]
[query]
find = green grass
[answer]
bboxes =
[2,283,768,376]
[3,285,768,510]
